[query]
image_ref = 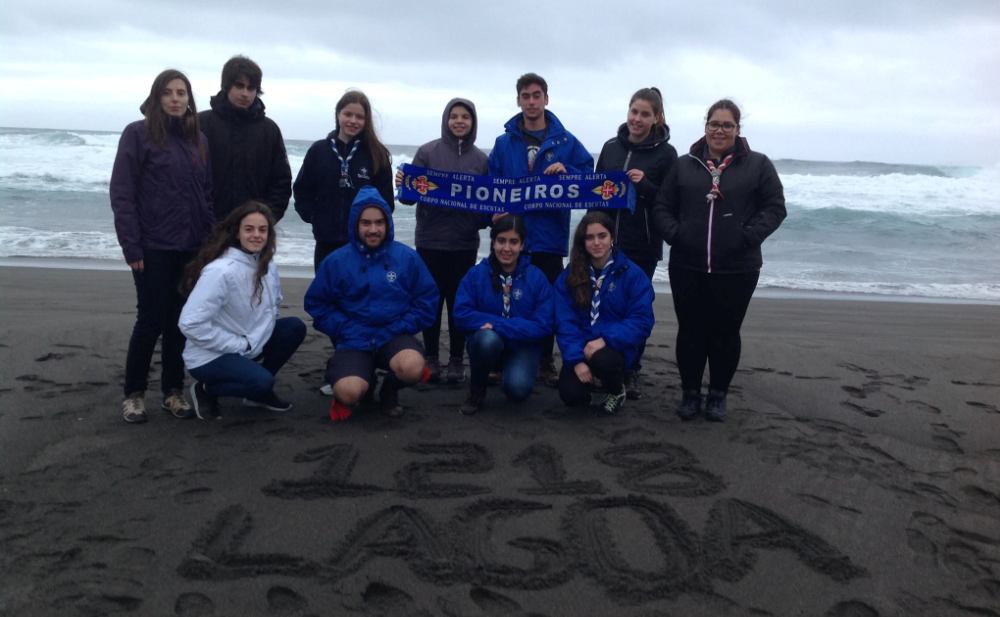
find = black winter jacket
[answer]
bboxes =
[651,136,786,273]
[199,94,292,221]
[594,124,677,263]
[293,132,394,246]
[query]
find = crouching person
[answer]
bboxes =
[453,215,554,414]
[179,202,306,419]
[304,187,438,420]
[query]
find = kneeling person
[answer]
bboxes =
[305,187,438,420]
[179,202,306,419]
[454,215,554,414]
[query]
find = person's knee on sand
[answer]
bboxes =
[333,376,370,406]
[388,348,425,384]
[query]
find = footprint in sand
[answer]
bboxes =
[266,585,309,615]
[175,592,214,616]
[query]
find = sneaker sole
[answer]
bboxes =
[161,403,194,419]
[241,398,292,412]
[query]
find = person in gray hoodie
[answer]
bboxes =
[395,98,489,384]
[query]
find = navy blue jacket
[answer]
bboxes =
[454,255,554,349]
[293,132,394,245]
[554,250,655,368]
[304,187,439,351]
[488,110,593,256]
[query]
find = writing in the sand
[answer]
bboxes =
[178,441,866,603]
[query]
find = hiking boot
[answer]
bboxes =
[460,385,487,415]
[329,400,353,422]
[424,357,442,384]
[625,371,643,400]
[242,391,292,412]
[189,382,220,420]
[121,392,147,424]
[445,357,466,384]
[539,359,559,388]
[598,387,627,415]
[162,389,194,419]
[676,389,702,421]
[380,378,404,418]
[704,389,728,422]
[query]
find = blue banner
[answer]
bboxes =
[396,164,635,214]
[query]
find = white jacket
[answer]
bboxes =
[179,247,282,369]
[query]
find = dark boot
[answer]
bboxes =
[460,384,487,415]
[676,389,702,421]
[704,389,727,422]
[379,375,404,418]
[624,371,643,400]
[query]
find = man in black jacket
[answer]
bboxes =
[199,56,292,221]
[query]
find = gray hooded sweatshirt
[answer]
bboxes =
[405,98,489,251]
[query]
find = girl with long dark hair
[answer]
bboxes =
[293,89,394,270]
[110,68,214,423]
[554,212,655,415]
[179,202,306,419]
[651,99,786,421]
[453,215,554,414]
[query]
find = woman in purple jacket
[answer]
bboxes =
[110,69,214,424]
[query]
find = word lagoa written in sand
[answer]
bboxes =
[178,441,867,602]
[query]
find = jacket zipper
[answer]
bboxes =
[695,157,715,273]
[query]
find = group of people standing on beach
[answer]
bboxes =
[109,56,787,426]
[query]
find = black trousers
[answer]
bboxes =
[124,249,194,396]
[529,252,564,363]
[314,241,346,272]
[668,266,759,393]
[417,248,477,360]
[558,347,626,406]
[626,256,658,373]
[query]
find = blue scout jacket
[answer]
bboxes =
[304,186,439,351]
[454,255,554,349]
[553,249,655,368]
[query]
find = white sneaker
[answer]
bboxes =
[319,383,333,396]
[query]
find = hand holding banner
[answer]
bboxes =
[396,164,635,214]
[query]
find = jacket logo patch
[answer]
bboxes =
[358,167,371,180]
[545,152,555,162]
[386,271,398,283]
[513,288,523,301]
[608,281,616,293]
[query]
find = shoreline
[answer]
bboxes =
[3,256,998,306]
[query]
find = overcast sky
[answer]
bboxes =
[1,0,997,166]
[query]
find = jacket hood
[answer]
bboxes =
[615,122,671,150]
[348,186,395,255]
[689,135,751,160]
[504,109,567,139]
[441,98,479,149]
[209,91,266,122]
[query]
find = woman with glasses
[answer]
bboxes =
[651,99,786,422]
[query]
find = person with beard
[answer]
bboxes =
[199,56,292,221]
[592,87,677,400]
[304,187,438,421]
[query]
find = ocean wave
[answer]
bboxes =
[760,276,1000,302]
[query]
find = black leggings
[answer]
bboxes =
[558,347,626,406]
[626,256,658,372]
[314,241,346,272]
[418,248,477,360]
[668,267,759,393]
[529,252,564,363]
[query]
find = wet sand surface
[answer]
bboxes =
[1,266,999,616]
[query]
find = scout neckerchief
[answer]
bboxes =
[589,258,614,326]
[705,154,734,203]
[330,137,361,188]
[499,273,513,318]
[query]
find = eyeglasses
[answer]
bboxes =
[706,121,738,133]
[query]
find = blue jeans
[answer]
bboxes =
[466,329,540,402]
[189,317,306,399]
